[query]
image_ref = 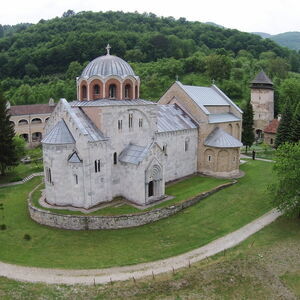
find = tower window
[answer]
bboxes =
[113,152,117,165]
[109,84,116,98]
[94,160,100,173]
[125,84,131,99]
[82,85,87,99]
[118,120,123,130]
[139,118,143,128]
[208,155,212,162]
[129,113,133,128]
[93,84,100,96]
[185,138,189,152]
[163,144,167,155]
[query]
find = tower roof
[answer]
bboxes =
[251,71,273,86]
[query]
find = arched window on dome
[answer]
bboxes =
[81,85,87,100]
[125,84,131,99]
[109,84,117,99]
[135,85,138,99]
[93,84,100,98]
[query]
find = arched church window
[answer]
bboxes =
[113,152,117,165]
[109,84,116,99]
[82,85,87,99]
[93,84,100,96]
[135,86,138,99]
[125,84,131,99]
[185,138,189,152]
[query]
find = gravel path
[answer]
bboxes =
[0,208,282,285]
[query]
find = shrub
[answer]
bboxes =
[23,234,31,240]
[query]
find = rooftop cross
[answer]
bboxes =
[106,44,111,55]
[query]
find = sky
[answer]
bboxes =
[1,0,299,35]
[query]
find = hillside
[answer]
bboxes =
[253,31,300,51]
[0,11,300,112]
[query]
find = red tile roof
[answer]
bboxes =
[264,119,280,134]
[9,104,56,116]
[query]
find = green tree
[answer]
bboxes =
[0,92,18,175]
[271,142,300,217]
[275,100,293,148]
[241,101,255,152]
[205,54,232,80]
[291,102,300,142]
[13,135,26,161]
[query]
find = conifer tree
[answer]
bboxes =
[291,102,300,143]
[0,91,18,175]
[242,101,255,153]
[275,99,293,148]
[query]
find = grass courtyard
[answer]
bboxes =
[0,160,274,269]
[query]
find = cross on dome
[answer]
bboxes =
[106,44,111,55]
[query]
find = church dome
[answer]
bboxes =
[81,47,136,78]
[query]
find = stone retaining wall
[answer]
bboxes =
[28,181,236,230]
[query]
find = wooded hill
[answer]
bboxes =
[0,11,300,113]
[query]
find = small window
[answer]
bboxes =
[185,139,189,152]
[233,156,236,162]
[94,160,100,173]
[109,84,116,98]
[163,144,167,155]
[208,155,212,162]
[129,113,133,128]
[139,118,143,128]
[118,120,122,130]
[270,138,273,145]
[74,174,78,184]
[46,167,52,183]
[125,84,131,99]
[113,152,117,165]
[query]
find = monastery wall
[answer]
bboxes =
[29,181,236,230]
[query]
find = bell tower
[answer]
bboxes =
[250,70,274,139]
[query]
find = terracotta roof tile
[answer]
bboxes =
[264,119,280,134]
[9,104,56,116]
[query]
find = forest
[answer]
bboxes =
[0,10,300,113]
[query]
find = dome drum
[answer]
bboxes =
[77,47,140,101]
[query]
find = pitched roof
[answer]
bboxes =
[251,70,273,85]
[68,152,82,163]
[119,143,150,165]
[157,104,197,133]
[42,119,75,145]
[9,104,56,116]
[208,113,241,124]
[264,119,280,134]
[204,127,243,148]
[176,82,243,114]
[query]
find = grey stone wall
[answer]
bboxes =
[28,180,236,230]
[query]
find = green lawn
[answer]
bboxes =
[0,160,274,269]
[31,176,230,216]
[0,216,299,299]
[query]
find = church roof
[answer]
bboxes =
[68,152,82,163]
[208,113,241,124]
[251,70,273,85]
[119,143,149,165]
[264,119,280,134]
[70,99,154,107]
[177,82,243,114]
[81,54,136,78]
[42,119,75,145]
[157,104,197,133]
[204,127,243,148]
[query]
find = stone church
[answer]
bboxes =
[42,46,243,209]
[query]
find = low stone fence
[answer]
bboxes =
[28,181,236,230]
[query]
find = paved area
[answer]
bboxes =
[0,208,282,285]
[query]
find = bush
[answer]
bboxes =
[0,224,7,230]
[23,234,31,240]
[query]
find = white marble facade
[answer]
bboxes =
[42,48,242,209]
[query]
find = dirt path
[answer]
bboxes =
[0,209,282,285]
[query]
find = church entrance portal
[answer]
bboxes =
[145,164,164,203]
